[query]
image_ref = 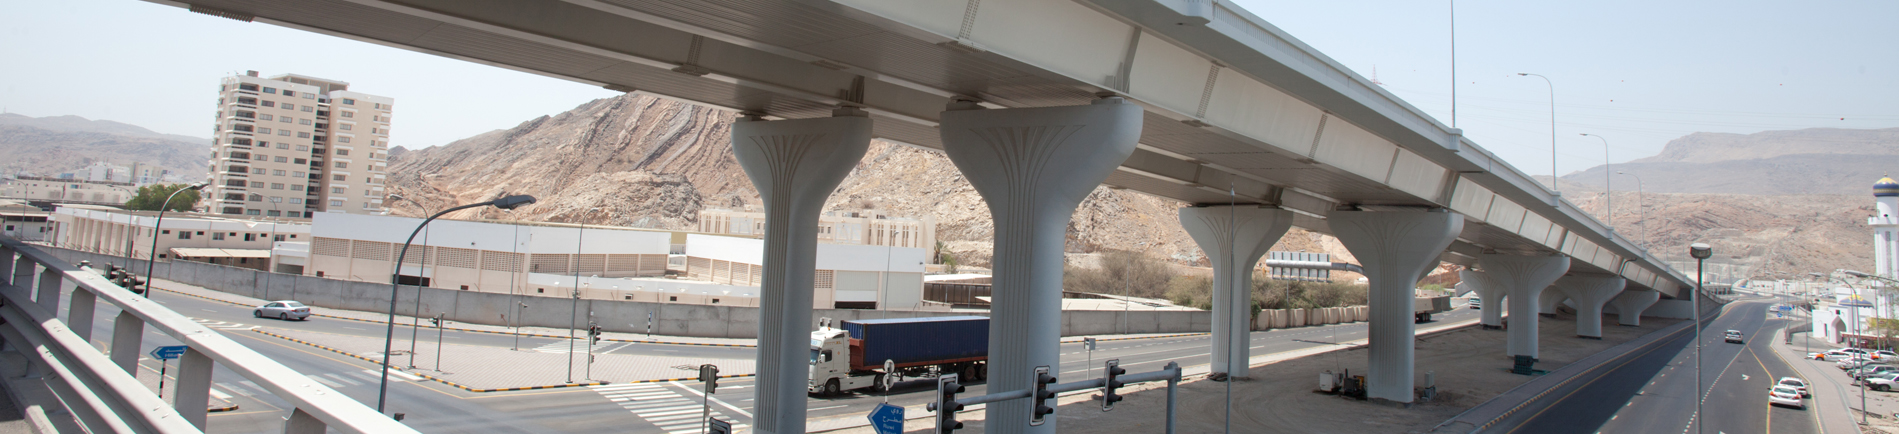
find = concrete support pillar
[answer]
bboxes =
[1539,285,1567,316]
[1330,210,1462,404]
[1479,254,1568,360]
[1553,274,1626,339]
[1180,206,1292,378]
[731,109,872,434]
[1481,253,1572,360]
[940,97,1141,432]
[1612,289,1661,326]
[1459,269,1507,329]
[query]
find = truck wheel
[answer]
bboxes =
[824,379,840,396]
[870,374,886,393]
[977,364,988,381]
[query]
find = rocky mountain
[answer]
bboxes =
[1560,128,1899,196]
[383,93,1332,268]
[0,113,209,179]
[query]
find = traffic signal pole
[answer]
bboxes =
[930,362,1181,433]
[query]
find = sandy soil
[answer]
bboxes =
[830,312,1680,433]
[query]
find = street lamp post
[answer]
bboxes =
[568,208,598,383]
[389,194,435,369]
[1617,171,1648,248]
[142,182,207,299]
[1689,243,1712,434]
[377,195,534,414]
[1580,133,1612,223]
[262,198,282,300]
[1518,72,1557,192]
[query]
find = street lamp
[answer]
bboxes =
[1689,243,1711,434]
[568,207,599,384]
[389,193,435,369]
[1518,72,1556,192]
[261,197,282,300]
[377,194,534,414]
[142,182,207,299]
[1617,171,1648,248]
[1580,133,1612,223]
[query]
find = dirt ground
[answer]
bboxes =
[834,312,1680,433]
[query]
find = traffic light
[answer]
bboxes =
[698,364,720,394]
[429,316,441,327]
[1031,366,1055,425]
[589,325,603,344]
[926,373,964,433]
[1102,359,1125,411]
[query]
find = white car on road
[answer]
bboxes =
[254,300,311,321]
[1776,377,1810,397]
[1769,385,1806,409]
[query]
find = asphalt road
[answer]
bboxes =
[1503,296,1817,434]
[64,285,1480,433]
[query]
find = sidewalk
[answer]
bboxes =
[250,327,755,391]
[1772,319,1873,434]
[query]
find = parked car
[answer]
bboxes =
[1776,377,1810,397]
[1854,365,1899,380]
[1838,358,1879,370]
[1470,297,1482,310]
[254,300,311,321]
[1816,350,1870,362]
[1769,385,1806,409]
[1874,350,1899,361]
[1725,330,1744,343]
[1866,373,1899,392]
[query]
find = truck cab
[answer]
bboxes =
[809,319,879,395]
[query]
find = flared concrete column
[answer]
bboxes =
[1554,274,1626,339]
[1459,269,1507,329]
[1181,206,1293,378]
[1477,254,1568,360]
[1539,285,1567,316]
[940,97,1141,432]
[732,109,872,434]
[1330,210,1462,404]
[1612,289,1661,326]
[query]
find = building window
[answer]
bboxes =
[301,106,314,112]
[258,128,272,134]
[282,103,294,110]
[294,158,307,164]
[244,233,257,241]
[303,93,314,99]
[178,231,190,240]
[289,198,303,204]
[669,296,678,302]
[282,90,295,97]
[333,175,346,182]
[261,101,275,107]
[330,200,343,207]
[275,157,288,163]
[342,98,355,105]
[296,145,309,151]
[337,149,350,156]
[246,209,259,215]
[252,167,266,174]
[260,114,273,121]
[292,171,306,178]
[335,162,347,169]
[273,170,286,176]
[297,132,310,138]
[339,123,352,131]
[341,110,354,117]
[238,84,258,91]
[271,183,284,190]
[332,187,345,194]
[212,232,225,240]
[277,130,291,136]
[288,211,301,218]
[279,117,291,124]
[254,154,268,161]
[262,87,276,94]
[290,185,304,192]
[249,194,263,201]
[338,136,351,143]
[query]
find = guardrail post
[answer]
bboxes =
[283,407,326,434]
[175,347,213,429]
[36,267,63,316]
[11,257,33,289]
[110,311,143,374]
[0,246,13,282]
[69,289,96,342]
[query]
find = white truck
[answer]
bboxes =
[808,316,989,395]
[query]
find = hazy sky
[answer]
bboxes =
[3,0,1895,178]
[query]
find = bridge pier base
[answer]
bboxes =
[1459,269,1507,329]
[1180,206,1292,379]
[1612,289,1661,326]
[940,96,1141,433]
[1555,275,1626,339]
[1479,254,1569,360]
[1330,210,1462,404]
[730,108,873,434]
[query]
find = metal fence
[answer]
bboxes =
[0,237,417,434]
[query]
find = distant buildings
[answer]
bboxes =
[1,176,136,205]
[0,200,51,241]
[206,71,394,218]
[697,208,936,250]
[49,206,310,270]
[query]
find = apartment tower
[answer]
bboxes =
[206,71,392,217]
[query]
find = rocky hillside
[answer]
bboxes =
[383,93,1333,268]
[1560,128,1899,196]
[0,114,208,178]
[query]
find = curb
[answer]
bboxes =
[209,404,240,413]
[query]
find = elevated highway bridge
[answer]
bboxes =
[125,0,1696,432]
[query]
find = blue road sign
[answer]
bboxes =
[868,402,905,434]
[149,345,187,361]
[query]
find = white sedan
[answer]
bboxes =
[254,301,311,321]
[1769,385,1806,409]
[1776,377,1810,397]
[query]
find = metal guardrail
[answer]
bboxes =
[0,237,418,434]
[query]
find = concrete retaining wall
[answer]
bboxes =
[43,246,1213,339]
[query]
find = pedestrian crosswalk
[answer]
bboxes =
[527,340,633,354]
[210,370,409,397]
[589,383,748,433]
[191,318,256,331]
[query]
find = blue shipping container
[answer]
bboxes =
[843,316,988,370]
